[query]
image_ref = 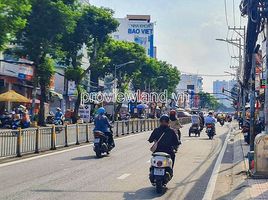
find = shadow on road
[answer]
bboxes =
[123,187,165,200]
[71,155,96,160]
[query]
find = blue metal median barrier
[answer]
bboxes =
[0,118,191,159]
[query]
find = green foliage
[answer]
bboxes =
[199,92,220,110]
[65,66,83,82]
[0,0,31,50]
[37,56,55,86]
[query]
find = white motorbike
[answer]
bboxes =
[149,152,173,193]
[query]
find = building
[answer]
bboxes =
[176,74,203,108]
[213,80,237,107]
[111,15,155,58]
[177,74,203,93]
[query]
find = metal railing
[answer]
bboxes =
[0,117,191,158]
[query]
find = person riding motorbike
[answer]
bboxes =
[199,112,205,131]
[148,115,180,168]
[94,107,114,147]
[55,107,63,125]
[169,110,182,141]
[205,112,216,134]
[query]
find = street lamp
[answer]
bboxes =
[224,71,236,76]
[113,61,135,122]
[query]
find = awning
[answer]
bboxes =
[0,90,30,103]
[50,90,63,100]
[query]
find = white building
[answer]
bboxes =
[111,15,155,58]
[177,74,203,94]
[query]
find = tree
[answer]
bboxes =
[132,60,181,95]
[60,5,119,119]
[199,92,220,110]
[0,0,31,50]
[17,0,77,125]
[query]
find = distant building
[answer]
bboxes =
[213,80,237,107]
[111,15,155,58]
[176,74,203,108]
[177,74,203,93]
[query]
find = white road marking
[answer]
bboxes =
[117,173,131,180]
[202,128,231,200]
[0,132,149,168]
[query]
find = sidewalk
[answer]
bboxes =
[238,129,268,200]
[212,124,251,200]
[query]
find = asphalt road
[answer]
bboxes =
[0,123,231,200]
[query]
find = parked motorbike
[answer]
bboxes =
[189,124,200,137]
[93,128,114,158]
[219,119,225,126]
[0,116,13,129]
[149,152,173,193]
[206,124,215,140]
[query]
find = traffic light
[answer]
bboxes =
[222,87,225,93]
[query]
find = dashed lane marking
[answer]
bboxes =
[117,173,131,180]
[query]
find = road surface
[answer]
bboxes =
[0,123,231,200]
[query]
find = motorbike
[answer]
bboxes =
[93,128,114,158]
[219,119,225,126]
[149,152,173,193]
[206,124,215,140]
[189,124,200,137]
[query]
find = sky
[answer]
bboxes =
[89,0,245,92]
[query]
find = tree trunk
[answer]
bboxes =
[38,81,47,126]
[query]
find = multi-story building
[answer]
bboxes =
[176,74,203,108]
[111,15,155,58]
[177,74,203,93]
[213,80,237,107]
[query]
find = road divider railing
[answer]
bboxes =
[0,117,191,159]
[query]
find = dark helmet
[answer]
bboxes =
[160,114,170,123]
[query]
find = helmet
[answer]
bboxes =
[56,107,61,111]
[170,110,176,116]
[208,112,213,115]
[160,114,170,123]
[98,107,106,115]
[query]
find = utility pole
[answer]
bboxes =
[228,26,246,125]
[250,53,256,151]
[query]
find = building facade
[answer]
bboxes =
[176,74,203,108]
[111,15,155,58]
[213,80,237,107]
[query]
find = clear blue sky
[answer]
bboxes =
[90,0,244,92]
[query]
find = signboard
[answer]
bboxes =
[2,59,34,81]
[79,105,91,123]
[127,22,154,57]
[68,81,76,96]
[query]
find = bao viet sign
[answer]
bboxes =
[128,22,154,57]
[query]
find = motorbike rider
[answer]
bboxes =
[148,115,180,168]
[199,112,205,131]
[55,107,63,124]
[205,112,216,134]
[94,107,115,147]
[191,111,200,128]
[169,110,183,141]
